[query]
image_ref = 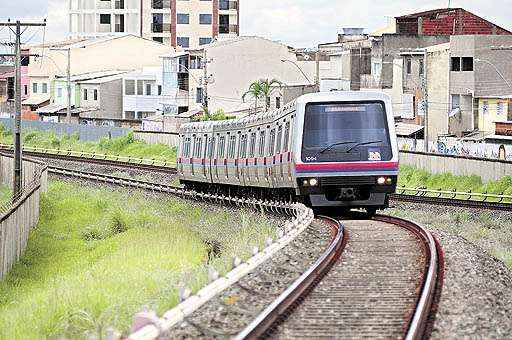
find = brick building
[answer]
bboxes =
[396,8,511,36]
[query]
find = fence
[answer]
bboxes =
[399,150,512,182]
[0,154,47,279]
[0,118,131,142]
[133,130,180,148]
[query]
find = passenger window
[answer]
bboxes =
[283,122,290,152]
[258,131,266,157]
[276,126,283,154]
[249,132,256,157]
[268,129,276,156]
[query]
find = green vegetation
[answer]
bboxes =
[388,207,512,270]
[0,181,277,339]
[0,185,11,206]
[0,125,177,163]
[199,108,231,122]
[398,165,512,196]
[242,78,283,111]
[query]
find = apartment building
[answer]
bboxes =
[68,0,240,49]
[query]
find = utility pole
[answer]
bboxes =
[0,20,46,197]
[50,47,76,123]
[201,49,213,115]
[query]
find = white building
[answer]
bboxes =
[68,0,240,49]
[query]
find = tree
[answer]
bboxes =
[242,78,282,112]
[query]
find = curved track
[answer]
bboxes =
[237,215,441,340]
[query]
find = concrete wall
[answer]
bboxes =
[0,118,130,142]
[0,154,47,279]
[134,130,179,148]
[426,44,450,140]
[400,150,512,182]
[478,98,511,134]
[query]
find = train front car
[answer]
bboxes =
[293,91,399,214]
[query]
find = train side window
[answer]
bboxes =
[268,129,276,156]
[249,132,256,157]
[207,136,215,158]
[276,126,283,154]
[258,130,266,157]
[228,135,236,158]
[218,136,225,158]
[239,134,247,158]
[283,122,290,152]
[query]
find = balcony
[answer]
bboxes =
[219,24,238,34]
[219,0,237,10]
[115,0,124,9]
[152,0,171,9]
[152,23,171,33]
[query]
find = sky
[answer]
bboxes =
[0,0,511,49]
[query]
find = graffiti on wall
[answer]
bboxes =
[398,138,512,161]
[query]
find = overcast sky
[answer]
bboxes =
[0,0,511,49]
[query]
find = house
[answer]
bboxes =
[25,34,175,121]
[37,71,128,124]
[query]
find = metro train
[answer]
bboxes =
[177,91,399,214]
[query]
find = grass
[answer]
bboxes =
[0,181,277,339]
[398,165,512,196]
[0,185,11,206]
[0,124,177,164]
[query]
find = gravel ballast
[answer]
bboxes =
[388,203,512,339]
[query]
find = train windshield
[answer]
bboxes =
[302,101,392,162]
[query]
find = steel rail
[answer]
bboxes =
[374,215,439,340]
[391,193,512,211]
[236,215,440,340]
[235,216,347,340]
[0,144,177,174]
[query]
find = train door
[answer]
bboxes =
[267,128,276,187]
[214,133,221,181]
[257,129,266,186]
[238,133,247,186]
[227,134,237,181]
[205,134,215,182]
[217,134,227,183]
[190,134,197,177]
[275,125,283,186]
[248,131,257,186]
[282,121,292,186]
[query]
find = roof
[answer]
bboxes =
[55,70,127,82]
[36,103,66,114]
[177,108,203,118]
[370,22,397,36]
[22,93,50,106]
[27,34,164,50]
[188,36,292,52]
[395,123,424,137]
[479,95,512,99]
[396,8,460,19]
[78,73,127,84]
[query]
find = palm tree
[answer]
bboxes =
[242,78,282,112]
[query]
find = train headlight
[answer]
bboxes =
[309,178,319,187]
[377,177,387,185]
[386,177,393,185]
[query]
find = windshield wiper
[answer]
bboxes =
[319,141,356,154]
[345,140,383,153]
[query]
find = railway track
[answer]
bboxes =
[237,215,441,340]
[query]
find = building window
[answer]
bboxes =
[146,83,152,96]
[137,80,144,95]
[100,14,111,25]
[406,58,412,74]
[32,83,38,94]
[42,83,48,94]
[57,88,63,97]
[451,57,461,71]
[24,85,28,96]
[482,100,489,115]
[451,94,460,110]
[199,37,212,45]
[153,37,163,43]
[177,37,189,48]
[124,111,135,119]
[266,96,271,109]
[83,89,88,100]
[419,59,424,76]
[158,85,162,95]
[462,57,474,71]
[276,97,281,109]
[196,87,204,104]
[497,101,504,116]
[177,13,189,24]
[94,89,98,101]
[199,14,212,25]
[125,80,135,95]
